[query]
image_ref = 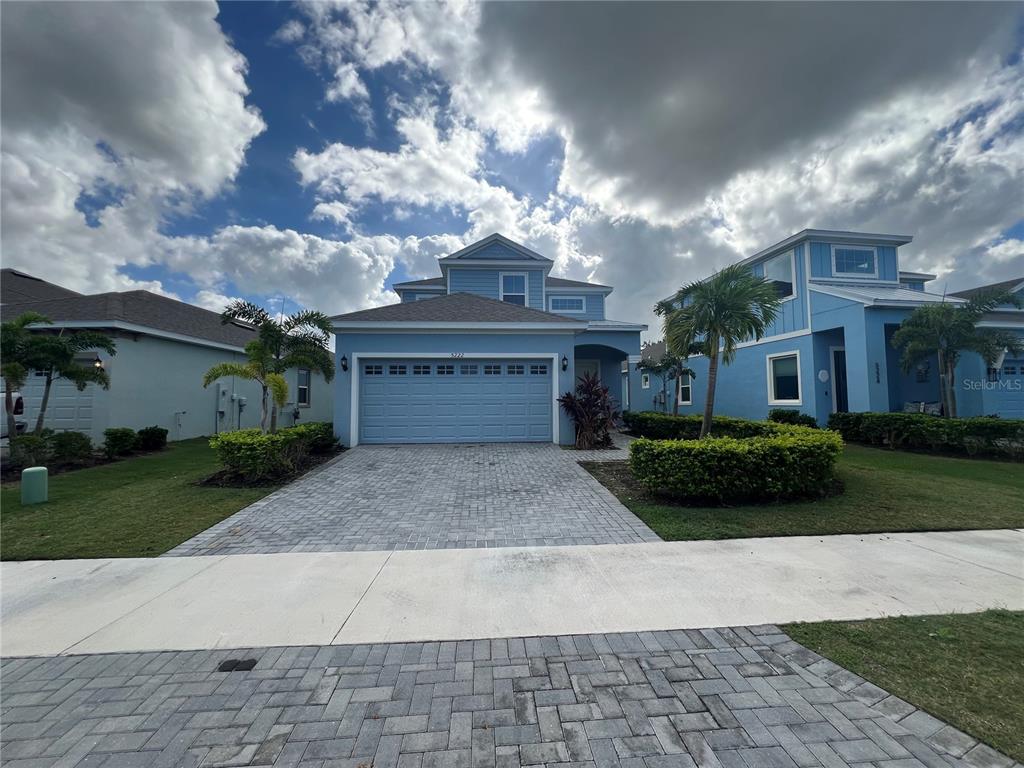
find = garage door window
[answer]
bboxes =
[365,364,383,376]
[389,364,407,376]
[507,364,524,375]
[484,364,501,375]
[413,364,430,375]
[437,364,455,375]
[530,364,548,375]
[460,364,478,375]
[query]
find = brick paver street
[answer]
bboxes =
[165,442,658,556]
[1,625,1012,768]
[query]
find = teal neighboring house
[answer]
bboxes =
[638,230,1024,423]
[330,234,647,445]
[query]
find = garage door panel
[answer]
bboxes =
[359,358,553,443]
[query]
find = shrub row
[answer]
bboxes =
[7,425,170,470]
[768,408,819,428]
[209,422,337,482]
[826,412,1024,459]
[628,428,844,504]
[623,410,814,439]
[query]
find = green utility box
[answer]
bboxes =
[21,466,48,505]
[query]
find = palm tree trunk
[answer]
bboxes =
[34,372,54,435]
[259,384,269,432]
[270,405,279,434]
[946,359,958,418]
[672,376,679,416]
[701,350,719,438]
[4,387,16,439]
[936,349,951,417]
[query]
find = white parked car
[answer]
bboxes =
[1,389,27,439]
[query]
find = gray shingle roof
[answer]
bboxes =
[546,276,611,289]
[2,269,82,304]
[0,289,258,348]
[331,292,585,324]
[950,277,1024,300]
[392,277,445,289]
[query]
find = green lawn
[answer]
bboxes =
[786,611,1024,761]
[582,443,1024,540]
[1,439,276,560]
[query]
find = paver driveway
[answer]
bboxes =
[1,625,1009,768]
[165,443,659,556]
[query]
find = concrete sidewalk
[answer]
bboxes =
[3,529,1022,657]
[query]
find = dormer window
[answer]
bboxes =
[500,272,527,306]
[832,246,877,277]
[762,250,795,300]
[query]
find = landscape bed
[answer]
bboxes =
[582,442,1024,540]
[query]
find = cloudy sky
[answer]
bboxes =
[2,1,1022,337]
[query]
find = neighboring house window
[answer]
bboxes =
[677,373,692,405]
[915,363,930,383]
[507,364,525,375]
[460,364,478,375]
[832,246,877,277]
[549,296,585,313]
[364,364,383,376]
[1004,365,1017,376]
[297,368,311,406]
[484,364,501,375]
[641,372,651,389]
[767,352,801,404]
[389,364,407,376]
[437,364,455,375]
[500,272,527,305]
[413,364,431,375]
[530,364,548,375]
[762,250,795,300]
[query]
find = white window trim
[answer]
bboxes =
[831,244,879,279]
[676,373,692,406]
[499,271,529,306]
[349,353,560,446]
[297,368,312,407]
[641,372,651,389]
[548,295,586,313]
[761,249,797,303]
[766,350,802,405]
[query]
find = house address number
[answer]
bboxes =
[450,352,465,358]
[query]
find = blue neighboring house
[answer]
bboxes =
[330,233,647,445]
[638,230,1024,423]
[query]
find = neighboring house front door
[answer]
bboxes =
[576,359,599,383]
[831,348,849,413]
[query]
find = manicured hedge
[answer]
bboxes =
[136,425,169,451]
[628,428,844,504]
[623,410,791,439]
[768,408,818,428]
[827,412,1024,460]
[50,431,93,466]
[209,422,337,482]
[102,428,138,458]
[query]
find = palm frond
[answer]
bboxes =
[221,300,271,327]
[266,372,289,408]
[202,362,256,388]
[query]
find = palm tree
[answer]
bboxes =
[24,330,116,434]
[2,312,49,438]
[656,263,782,437]
[636,349,695,415]
[890,288,1022,418]
[203,301,335,432]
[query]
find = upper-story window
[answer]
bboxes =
[832,246,877,277]
[297,369,311,406]
[762,250,795,300]
[549,296,585,313]
[500,273,527,306]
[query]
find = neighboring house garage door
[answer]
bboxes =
[993,359,1024,419]
[359,358,553,443]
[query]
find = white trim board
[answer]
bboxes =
[332,321,585,332]
[766,349,803,406]
[349,352,561,447]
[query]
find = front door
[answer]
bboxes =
[576,359,600,383]
[832,348,849,413]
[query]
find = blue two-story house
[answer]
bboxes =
[330,234,647,445]
[643,230,1024,423]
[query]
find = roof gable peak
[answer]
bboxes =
[439,233,552,263]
